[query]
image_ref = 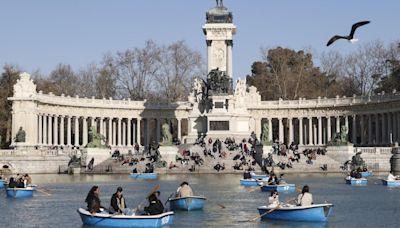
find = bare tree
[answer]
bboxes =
[154,41,205,102]
[96,53,117,99]
[76,63,97,98]
[47,63,79,96]
[114,40,160,100]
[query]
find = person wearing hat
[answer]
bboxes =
[110,186,128,214]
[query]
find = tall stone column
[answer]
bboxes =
[137,118,141,145]
[336,116,340,133]
[226,40,233,77]
[99,117,104,138]
[122,121,126,146]
[91,117,95,131]
[127,118,131,146]
[393,112,397,143]
[345,115,349,141]
[288,118,293,144]
[382,113,386,144]
[67,116,71,146]
[60,116,64,146]
[156,118,161,143]
[38,114,42,145]
[368,114,373,145]
[146,119,150,145]
[268,118,273,142]
[375,114,380,144]
[108,118,113,146]
[388,113,393,143]
[118,118,122,146]
[206,40,212,72]
[360,115,365,145]
[113,120,116,146]
[308,117,313,145]
[397,112,400,143]
[177,118,182,142]
[352,115,357,144]
[278,118,283,143]
[83,117,88,146]
[318,117,322,145]
[43,115,48,145]
[298,118,303,145]
[327,116,331,143]
[74,117,79,146]
[53,115,58,145]
[48,115,52,145]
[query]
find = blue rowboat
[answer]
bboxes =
[78,208,173,227]
[360,171,373,177]
[257,203,333,222]
[6,187,34,198]
[129,173,158,180]
[0,180,5,189]
[345,177,367,185]
[381,179,400,187]
[240,178,267,186]
[168,196,207,211]
[260,184,296,193]
[250,173,269,179]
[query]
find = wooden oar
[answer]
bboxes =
[134,184,161,213]
[247,181,272,193]
[216,202,226,209]
[247,204,281,222]
[36,187,51,196]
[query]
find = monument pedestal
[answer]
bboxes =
[326,144,354,164]
[159,146,178,164]
[83,148,111,167]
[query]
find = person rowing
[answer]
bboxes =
[296,185,313,206]
[268,190,280,207]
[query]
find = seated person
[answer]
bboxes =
[132,168,138,173]
[110,187,130,214]
[267,173,278,185]
[387,171,400,181]
[277,174,287,184]
[268,190,280,207]
[176,181,193,197]
[85,186,106,214]
[296,185,313,206]
[243,171,251,179]
[8,177,17,188]
[143,193,164,215]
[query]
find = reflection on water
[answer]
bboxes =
[0,173,399,227]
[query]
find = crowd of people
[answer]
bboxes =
[7,173,32,188]
[84,181,194,216]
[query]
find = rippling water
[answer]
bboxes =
[1,173,399,228]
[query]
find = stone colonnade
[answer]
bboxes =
[255,112,400,146]
[35,114,185,147]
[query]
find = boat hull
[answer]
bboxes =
[257,203,333,222]
[345,177,367,185]
[6,187,34,198]
[168,196,206,211]
[240,179,267,186]
[0,180,5,189]
[129,173,158,180]
[78,208,173,228]
[360,171,373,177]
[382,179,400,187]
[260,184,296,192]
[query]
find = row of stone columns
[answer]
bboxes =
[37,114,183,147]
[262,112,400,146]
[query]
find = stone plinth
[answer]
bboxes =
[159,146,178,164]
[326,144,354,164]
[83,148,111,167]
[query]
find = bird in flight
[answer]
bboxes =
[326,21,370,46]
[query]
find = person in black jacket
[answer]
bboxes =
[110,186,127,214]
[143,193,164,215]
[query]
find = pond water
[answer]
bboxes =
[1,173,399,227]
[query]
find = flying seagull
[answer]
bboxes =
[326,21,370,46]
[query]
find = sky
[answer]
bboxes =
[0,0,399,80]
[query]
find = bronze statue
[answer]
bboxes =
[216,0,223,7]
[86,127,107,148]
[351,151,366,171]
[15,127,26,143]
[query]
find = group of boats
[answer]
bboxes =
[240,172,332,222]
[344,170,400,187]
[78,172,207,227]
